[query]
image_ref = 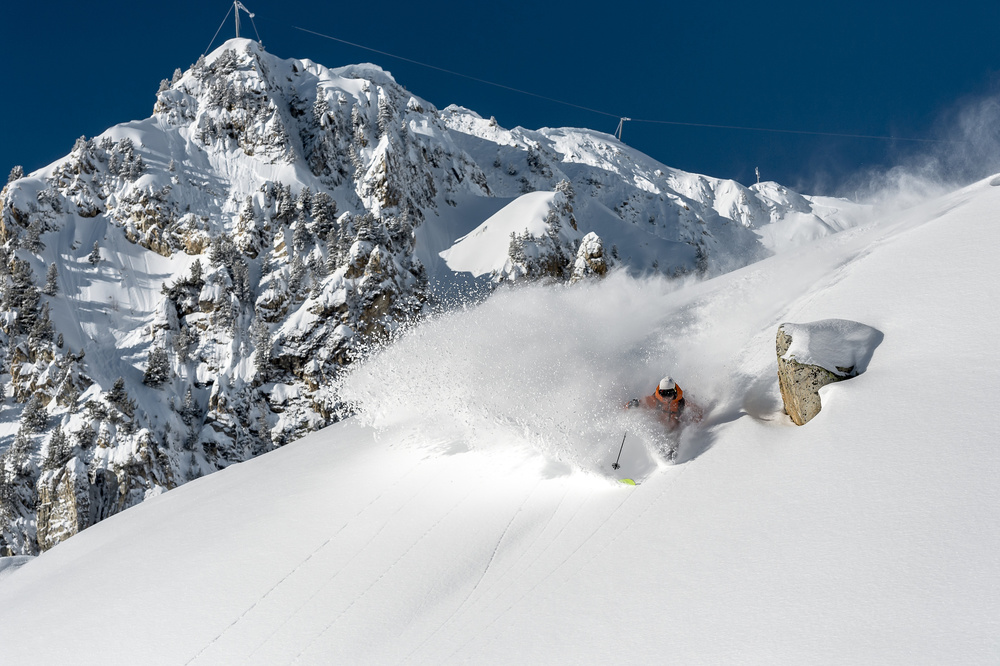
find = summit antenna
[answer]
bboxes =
[234,2,259,41]
[615,117,631,142]
[205,1,262,54]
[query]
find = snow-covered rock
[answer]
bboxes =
[570,231,611,283]
[776,319,883,425]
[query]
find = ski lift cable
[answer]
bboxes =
[294,26,960,145]
[293,27,621,120]
[204,2,236,56]
[628,117,953,144]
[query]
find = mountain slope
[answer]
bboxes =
[1,176,996,663]
[0,38,872,556]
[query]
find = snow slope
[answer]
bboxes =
[1,175,997,662]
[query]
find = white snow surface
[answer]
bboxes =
[439,191,558,276]
[1,171,999,663]
[781,318,884,376]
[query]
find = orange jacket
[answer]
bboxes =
[643,385,685,426]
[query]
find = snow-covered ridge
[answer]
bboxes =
[0,38,868,556]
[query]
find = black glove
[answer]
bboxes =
[627,398,640,409]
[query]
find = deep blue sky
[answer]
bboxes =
[4,0,1000,195]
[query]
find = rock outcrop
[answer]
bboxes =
[35,459,90,551]
[570,232,611,283]
[776,319,883,425]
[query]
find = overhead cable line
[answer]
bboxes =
[294,26,958,145]
[293,27,620,120]
[204,3,235,55]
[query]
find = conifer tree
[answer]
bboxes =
[143,345,170,387]
[296,187,313,219]
[251,317,271,378]
[89,241,101,265]
[311,192,337,237]
[232,258,250,303]
[7,166,24,184]
[4,429,33,475]
[20,394,48,435]
[325,228,340,274]
[313,87,330,127]
[23,220,44,253]
[43,426,71,470]
[288,254,307,295]
[29,303,53,348]
[73,423,96,450]
[173,327,194,363]
[189,258,203,285]
[292,218,312,254]
[377,93,394,138]
[43,264,58,296]
[181,386,198,426]
[8,259,40,335]
[106,377,135,417]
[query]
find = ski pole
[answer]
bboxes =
[612,433,627,470]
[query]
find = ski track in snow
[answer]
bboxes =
[427,481,629,663]
[292,485,479,663]
[244,467,444,661]
[417,478,577,661]
[186,459,428,665]
[440,465,696,663]
[401,477,544,663]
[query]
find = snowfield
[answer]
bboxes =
[1,175,998,663]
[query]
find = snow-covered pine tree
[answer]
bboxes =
[7,166,23,184]
[173,327,194,363]
[313,87,330,127]
[377,92,394,138]
[288,254,307,296]
[181,386,198,426]
[28,303,54,350]
[42,426,71,470]
[73,422,96,450]
[23,220,44,253]
[106,377,135,418]
[296,186,313,220]
[311,191,337,237]
[20,394,48,435]
[251,317,271,379]
[7,258,41,335]
[43,264,58,296]
[189,258,203,285]
[89,242,101,265]
[143,345,170,387]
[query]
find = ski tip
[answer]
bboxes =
[619,478,636,486]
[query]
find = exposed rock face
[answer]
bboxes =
[35,459,90,551]
[776,319,883,425]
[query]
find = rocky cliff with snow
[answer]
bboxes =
[0,38,867,555]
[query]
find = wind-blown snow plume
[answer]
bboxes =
[337,268,789,475]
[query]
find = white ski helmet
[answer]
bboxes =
[658,377,676,392]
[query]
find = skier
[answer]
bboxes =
[626,376,687,430]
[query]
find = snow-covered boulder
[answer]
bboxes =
[570,232,611,283]
[776,319,883,425]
